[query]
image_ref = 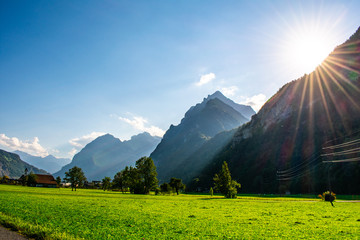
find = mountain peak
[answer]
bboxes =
[208,90,225,99]
[184,91,255,121]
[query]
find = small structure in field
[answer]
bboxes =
[34,174,57,188]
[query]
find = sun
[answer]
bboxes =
[282,27,336,74]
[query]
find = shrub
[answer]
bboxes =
[318,191,336,206]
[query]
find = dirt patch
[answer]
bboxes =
[0,225,28,240]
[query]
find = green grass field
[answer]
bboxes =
[0,185,359,239]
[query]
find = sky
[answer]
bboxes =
[1,0,360,159]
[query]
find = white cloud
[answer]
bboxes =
[221,86,239,97]
[69,132,106,148]
[67,132,106,158]
[68,148,78,157]
[240,94,267,112]
[0,134,49,157]
[196,73,216,86]
[119,115,165,137]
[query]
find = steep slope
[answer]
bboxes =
[54,132,161,181]
[178,128,238,184]
[194,26,360,194]
[150,91,253,182]
[14,151,71,174]
[0,149,47,178]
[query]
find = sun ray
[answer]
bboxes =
[315,67,335,135]
[308,72,315,147]
[292,74,310,148]
[321,61,360,110]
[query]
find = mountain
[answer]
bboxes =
[205,91,255,120]
[150,91,254,182]
[0,149,48,178]
[193,26,360,194]
[14,151,71,174]
[54,132,161,181]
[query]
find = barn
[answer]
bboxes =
[34,174,57,188]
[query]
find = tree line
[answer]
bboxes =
[63,157,240,198]
[63,157,186,195]
[1,156,240,198]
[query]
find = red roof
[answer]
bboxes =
[35,174,57,185]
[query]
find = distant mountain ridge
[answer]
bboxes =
[192,26,360,194]
[0,149,47,178]
[14,151,71,174]
[150,91,255,182]
[54,132,161,181]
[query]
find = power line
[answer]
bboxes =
[277,154,320,174]
[277,136,360,182]
[323,157,360,163]
[321,147,360,156]
[322,129,360,147]
[322,139,360,150]
[277,162,322,181]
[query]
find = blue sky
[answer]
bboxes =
[1,0,360,158]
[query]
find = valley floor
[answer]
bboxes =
[0,185,359,239]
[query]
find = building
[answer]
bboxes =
[34,174,58,188]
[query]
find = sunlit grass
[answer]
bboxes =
[0,185,359,239]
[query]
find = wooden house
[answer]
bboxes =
[34,174,57,188]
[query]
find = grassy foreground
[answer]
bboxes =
[0,185,359,239]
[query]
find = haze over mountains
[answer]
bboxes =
[0,149,47,178]
[14,151,71,174]
[54,132,161,181]
[150,91,255,182]
[191,26,360,194]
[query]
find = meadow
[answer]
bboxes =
[0,185,359,239]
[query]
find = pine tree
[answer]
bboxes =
[213,161,241,198]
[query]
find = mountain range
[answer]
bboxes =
[0,149,47,178]
[53,132,161,181]
[150,91,255,182]
[3,27,359,195]
[14,151,71,174]
[190,26,360,194]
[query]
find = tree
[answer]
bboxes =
[113,171,123,191]
[56,176,62,187]
[169,177,185,195]
[102,177,111,191]
[134,157,158,194]
[160,183,172,194]
[27,172,37,186]
[64,166,87,191]
[213,161,241,198]
[0,175,9,184]
[128,166,141,194]
[115,157,158,194]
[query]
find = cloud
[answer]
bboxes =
[119,115,165,137]
[68,148,78,157]
[67,132,106,157]
[69,132,106,148]
[221,86,239,97]
[240,94,267,112]
[196,73,216,86]
[0,134,49,157]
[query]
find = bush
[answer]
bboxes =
[318,191,336,206]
